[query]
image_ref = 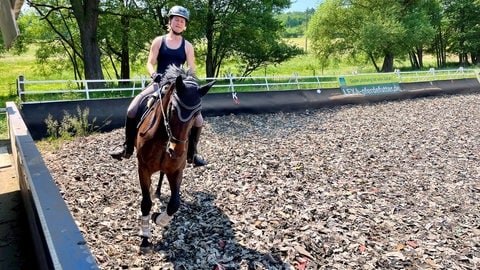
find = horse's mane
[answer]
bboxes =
[160,65,197,86]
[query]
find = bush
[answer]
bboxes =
[45,106,101,140]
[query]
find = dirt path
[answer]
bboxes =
[0,140,35,269]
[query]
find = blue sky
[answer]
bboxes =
[286,0,321,12]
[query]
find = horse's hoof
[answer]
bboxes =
[139,237,153,254]
[152,212,173,227]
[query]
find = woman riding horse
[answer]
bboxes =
[109,5,208,167]
[135,65,215,248]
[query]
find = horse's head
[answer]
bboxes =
[161,66,215,159]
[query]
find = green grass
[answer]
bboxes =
[0,112,8,140]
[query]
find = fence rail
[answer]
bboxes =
[16,68,477,103]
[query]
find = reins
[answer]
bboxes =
[159,86,187,144]
[159,81,201,144]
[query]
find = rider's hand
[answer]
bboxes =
[151,72,161,83]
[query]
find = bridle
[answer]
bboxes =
[159,80,202,145]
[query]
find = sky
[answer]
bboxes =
[286,0,321,12]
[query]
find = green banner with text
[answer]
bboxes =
[339,74,401,95]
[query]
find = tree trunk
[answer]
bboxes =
[71,0,104,88]
[409,51,419,69]
[120,15,130,82]
[416,46,424,68]
[368,53,380,72]
[471,53,480,65]
[381,53,394,72]
[205,0,215,78]
[434,25,446,67]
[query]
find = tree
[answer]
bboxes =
[23,0,300,81]
[442,0,480,65]
[424,0,447,67]
[99,0,158,81]
[401,0,437,69]
[186,0,302,78]
[70,0,103,84]
[308,0,435,72]
[25,2,84,79]
[26,0,159,82]
[277,9,316,38]
[27,0,104,85]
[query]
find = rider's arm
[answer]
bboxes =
[147,36,162,77]
[185,40,195,73]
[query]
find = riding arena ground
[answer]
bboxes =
[35,90,480,269]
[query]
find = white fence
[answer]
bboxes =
[16,68,477,103]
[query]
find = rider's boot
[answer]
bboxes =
[187,126,207,167]
[110,117,137,160]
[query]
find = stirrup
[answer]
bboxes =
[109,146,132,160]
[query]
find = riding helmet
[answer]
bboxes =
[168,6,190,22]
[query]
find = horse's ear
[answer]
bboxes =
[175,75,185,93]
[198,80,216,96]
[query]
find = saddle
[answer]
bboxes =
[137,83,169,139]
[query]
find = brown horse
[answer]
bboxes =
[134,65,215,249]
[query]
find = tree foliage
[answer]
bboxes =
[184,0,302,78]
[12,0,480,78]
[26,0,104,85]
[17,0,302,80]
[442,0,480,65]
[306,0,480,71]
[99,0,157,80]
[277,9,315,38]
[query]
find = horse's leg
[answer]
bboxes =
[154,172,165,200]
[153,170,183,227]
[165,170,183,216]
[138,167,153,240]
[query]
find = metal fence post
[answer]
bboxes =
[429,68,436,81]
[17,75,25,102]
[228,73,235,93]
[394,69,401,82]
[315,76,322,90]
[84,80,90,100]
[291,72,300,89]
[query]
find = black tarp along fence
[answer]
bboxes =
[18,78,480,140]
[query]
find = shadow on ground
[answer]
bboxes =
[150,191,288,269]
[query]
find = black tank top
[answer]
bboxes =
[156,36,187,75]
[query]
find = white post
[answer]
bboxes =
[17,75,25,102]
[85,80,90,100]
[294,72,300,89]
